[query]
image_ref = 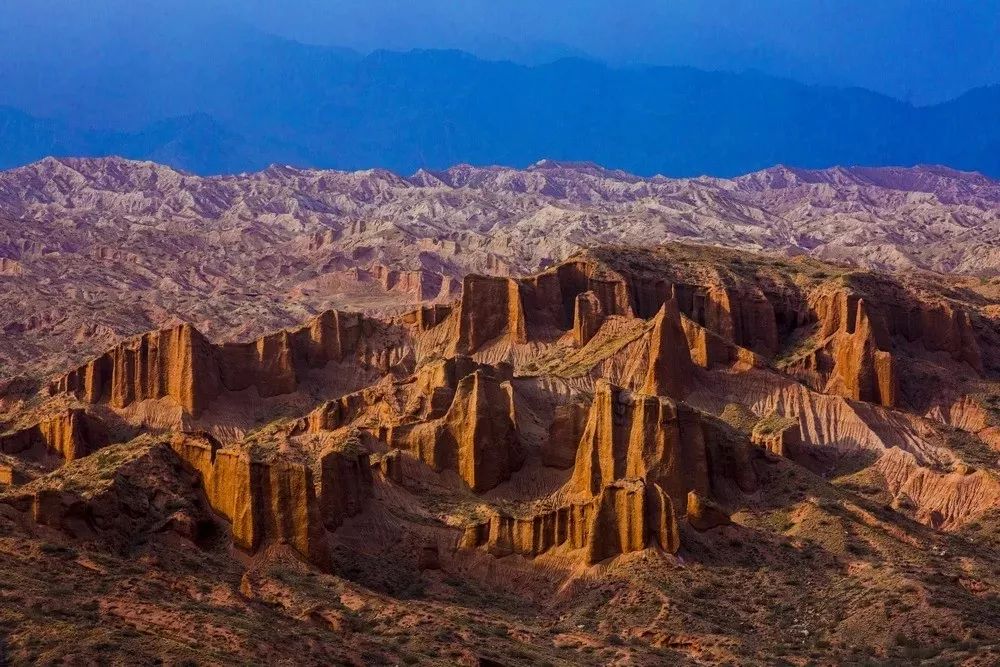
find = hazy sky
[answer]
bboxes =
[1,0,998,103]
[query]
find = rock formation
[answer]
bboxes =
[572,291,605,346]
[798,292,898,408]
[643,299,694,399]
[49,310,388,418]
[168,434,371,568]
[455,275,527,353]
[0,440,208,548]
[0,409,108,461]
[391,368,522,492]
[875,300,984,374]
[542,402,588,469]
[461,479,678,563]
[50,323,221,416]
[569,381,709,505]
[751,413,803,458]
[684,284,779,356]
[318,442,373,530]
[686,491,732,531]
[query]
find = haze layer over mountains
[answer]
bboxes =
[1,16,999,177]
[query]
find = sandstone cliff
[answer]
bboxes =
[643,299,694,399]
[391,368,522,492]
[572,291,605,347]
[0,409,108,461]
[50,323,221,416]
[455,275,527,353]
[542,401,588,469]
[791,291,899,408]
[461,479,678,563]
[751,413,803,458]
[168,434,371,568]
[675,283,780,356]
[569,381,709,506]
[50,310,390,418]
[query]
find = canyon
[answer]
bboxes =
[0,219,998,664]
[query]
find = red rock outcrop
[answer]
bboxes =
[686,491,732,531]
[461,479,678,563]
[294,388,381,435]
[675,283,780,356]
[873,448,1000,529]
[372,264,443,301]
[751,414,802,458]
[168,434,372,568]
[0,409,108,461]
[568,381,709,506]
[455,275,527,352]
[883,300,984,374]
[0,440,208,548]
[542,401,588,469]
[50,310,390,418]
[400,304,452,331]
[572,291,605,346]
[643,299,694,399]
[50,323,221,416]
[790,290,899,408]
[516,259,634,337]
[374,449,404,484]
[405,356,512,420]
[681,318,763,370]
[318,443,373,530]
[390,368,522,492]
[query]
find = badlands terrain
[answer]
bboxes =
[0,158,999,665]
[1,157,999,384]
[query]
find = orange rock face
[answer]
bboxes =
[462,479,678,563]
[751,415,803,458]
[319,445,373,530]
[572,291,605,346]
[49,310,386,418]
[643,299,694,399]
[542,401,588,469]
[456,275,527,352]
[686,491,732,531]
[392,368,522,492]
[168,434,371,568]
[569,381,708,506]
[794,291,899,408]
[0,409,108,461]
[50,323,221,416]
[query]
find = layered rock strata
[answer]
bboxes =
[791,291,898,408]
[455,275,527,352]
[751,414,803,458]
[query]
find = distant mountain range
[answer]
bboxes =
[1,40,999,177]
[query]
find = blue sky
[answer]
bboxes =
[1,1,998,103]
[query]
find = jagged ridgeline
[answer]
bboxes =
[2,242,998,575]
